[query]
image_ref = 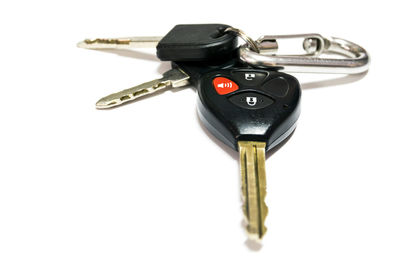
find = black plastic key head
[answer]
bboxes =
[156,24,237,62]
[180,63,301,151]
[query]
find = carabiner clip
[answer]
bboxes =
[239,34,370,74]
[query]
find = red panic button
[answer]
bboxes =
[213,77,239,95]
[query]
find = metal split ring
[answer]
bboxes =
[224,27,260,53]
[238,33,370,74]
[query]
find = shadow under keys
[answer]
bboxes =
[301,71,368,90]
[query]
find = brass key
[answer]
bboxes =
[239,141,268,240]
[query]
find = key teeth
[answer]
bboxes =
[93,68,190,109]
[239,141,268,241]
[77,38,131,49]
[85,38,131,45]
[242,196,268,240]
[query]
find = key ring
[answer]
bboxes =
[239,34,370,74]
[225,27,260,53]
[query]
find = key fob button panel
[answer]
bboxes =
[228,91,274,110]
[231,71,268,86]
[175,61,301,152]
[261,77,289,97]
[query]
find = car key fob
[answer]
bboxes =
[177,61,301,239]
[197,67,301,151]
[175,59,301,152]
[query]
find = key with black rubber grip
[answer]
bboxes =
[78,24,238,62]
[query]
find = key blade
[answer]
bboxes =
[95,68,190,109]
[238,141,268,241]
[77,36,163,49]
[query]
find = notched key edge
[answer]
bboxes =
[95,68,190,109]
[239,141,268,241]
[77,36,163,49]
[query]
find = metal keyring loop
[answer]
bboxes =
[239,35,370,74]
[225,27,260,53]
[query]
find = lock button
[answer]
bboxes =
[231,71,268,86]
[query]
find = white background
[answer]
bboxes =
[1,0,399,266]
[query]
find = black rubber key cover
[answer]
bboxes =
[156,24,237,62]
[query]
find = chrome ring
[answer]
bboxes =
[225,27,260,53]
[239,36,370,74]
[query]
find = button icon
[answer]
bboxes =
[217,82,233,89]
[231,71,268,86]
[246,96,257,106]
[228,91,274,110]
[213,77,239,95]
[245,73,256,80]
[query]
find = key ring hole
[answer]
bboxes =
[210,27,228,39]
[224,27,260,53]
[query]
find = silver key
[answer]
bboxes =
[95,68,190,109]
[77,36,162,49]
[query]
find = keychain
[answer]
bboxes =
[78,24,370,242]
